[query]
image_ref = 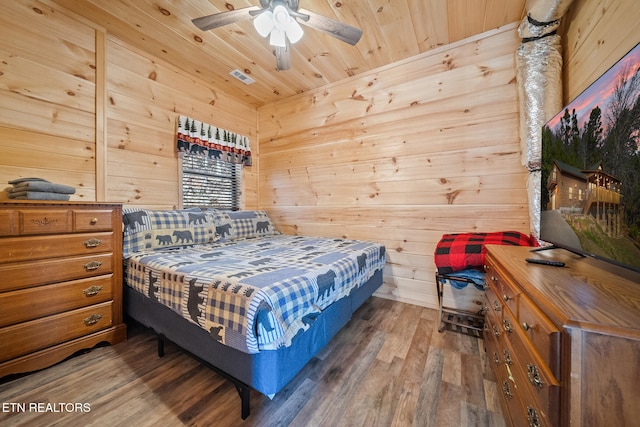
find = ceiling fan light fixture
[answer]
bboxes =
[253,10,274,37]
[254,2,304,47]
[192,0,362,69]
[272,4,289,27]
[284,17,303,44]
[269,28,286,47]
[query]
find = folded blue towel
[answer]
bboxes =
[439,269,486,291]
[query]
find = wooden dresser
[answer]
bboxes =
[0,201,126,377]
[483,245,640,426]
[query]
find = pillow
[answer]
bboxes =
[122,208,217,257]
[207,209,279,242]
[434,231,533,275]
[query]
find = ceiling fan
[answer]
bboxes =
[192,0,363,70]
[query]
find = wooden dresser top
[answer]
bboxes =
[0,201,121,207]
[485,245,640,338]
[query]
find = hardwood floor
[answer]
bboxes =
[0,297,505,426]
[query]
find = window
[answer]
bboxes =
[181,151,241,210]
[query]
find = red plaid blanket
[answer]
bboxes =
[434,231,533,274]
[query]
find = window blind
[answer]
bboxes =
[181,152,241,210]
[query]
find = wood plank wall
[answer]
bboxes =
[0,1,259,208]
[257,24,528,309]
[562,0,640,105]
[104,37,258,208]
[0,1,98,200]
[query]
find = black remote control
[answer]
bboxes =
[525,258,565,267]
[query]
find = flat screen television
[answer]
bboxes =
[540,41,640,273]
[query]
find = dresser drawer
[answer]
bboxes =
[510,390,554,427]
[0,207,116,236]
[483,312,504,369]
[74,209,115,232]
[483,305,498,340]
[497,365,526,427]
[0,232,114,264]
[518,293,562,378]
[487,266,520,316]
[0,275,113,327]
[503,312,559,424]
[19,208,73,235]
[0,301,113,363]
[485,323,520,426]
[497,275,520,318]
[0,210,17,236]
[511,365,558,427]
[0,253,114,292]
[513,364,560,427]
[483,289,504,341]
[485,280,503,317]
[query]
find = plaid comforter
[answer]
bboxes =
[434,231,532,274]
[126,235,386,354]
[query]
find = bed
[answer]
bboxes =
[121,208,386,419]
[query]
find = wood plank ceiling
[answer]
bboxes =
[51,0,527,107]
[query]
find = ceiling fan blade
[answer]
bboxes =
[298,8,362,46]
[275,42,291,70]
[192,6,260,31]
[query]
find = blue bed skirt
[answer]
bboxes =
[123,268,383,397]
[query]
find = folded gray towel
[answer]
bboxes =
[8,177,50,185]
[10,181,76,194]
[8,191,71,201]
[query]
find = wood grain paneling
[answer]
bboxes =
[562,0,640,104]
[104,36,258,208]
[258,24,528,309]
[0,1,258,208]
[47,0,526,108]
[0,1,97,199]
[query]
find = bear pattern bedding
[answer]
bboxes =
[123,209,386,354]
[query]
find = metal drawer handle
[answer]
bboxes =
[527,364,544,388]
[503,319,513,333]
[83,238,103,248]
[503,349,512,366]
[492,325,501,337]
[522,321,532,331]
[83,313,103,326]
[527,406,541,427]
[493,352,501,364]
[502,381,513,399]
[83,285,103,296]
[502,294,510,302]
[90,217,98,225]
[84,261,103,271]
[493,301,501,312]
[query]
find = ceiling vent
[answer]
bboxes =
[229,69,255,85]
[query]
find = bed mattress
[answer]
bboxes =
[125,234,386,354]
